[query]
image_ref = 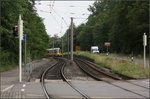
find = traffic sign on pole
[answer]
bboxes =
[143,33,147,46]
[105,42,110,46]
[22,34,26,41]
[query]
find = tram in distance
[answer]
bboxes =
[45,48,62,57]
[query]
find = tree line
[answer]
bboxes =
[1,0,49,67]
[62,0,149,55]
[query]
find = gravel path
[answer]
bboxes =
[1,58,53,91]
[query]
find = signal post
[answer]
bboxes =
[18,14,23,82]
[105,42,110,56]
[143,33,147,68]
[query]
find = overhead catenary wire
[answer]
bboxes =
[79,17,88,25]
[40,3,89,28]
[46,4,69,28]
[40,9,60,27]
[60,17,63,34]
[40,10,51,13]
[52,0,55,9]
[49,1,52,12]
[50,12,60,27]
[39,9,68,36]
[73,17,88,19]
[62,17,69,27]
[37,2,92,35]
[51,7,69,27]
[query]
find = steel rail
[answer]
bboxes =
[41,61,60,99]
[78,58,135,80]
[75,60,103,81]
[76,58,149,89]
[75,58,121,80]
[74,58,149,98]
[60,59,90,99]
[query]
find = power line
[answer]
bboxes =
[39,9,68,35]
[62,17,69,27]
[52,0,55,8]
[51,7,62,18]
[51,8,69,27]
[80,17,88,25]
[49,1,52,11]
[40,10,51,13]
[60,17,63,34]
[39,9,61,27]
[73,17,88,19]
[50,12,60,26]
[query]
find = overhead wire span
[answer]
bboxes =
[49,1,52,11]
[50,12,60,26]
[41,5,68,35]
[79,17,88,25]
[43,3,69,28]
[73,17,88,19]
[40,10,51,13]
[60,17,63,34]
[52,0,55,9]
[51,7,62,18]
[62,17,69,27]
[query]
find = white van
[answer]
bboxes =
[91,46,99,53]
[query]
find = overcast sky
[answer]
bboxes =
[34,1,95,37]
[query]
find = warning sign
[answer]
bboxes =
[75,46,80,51]
[105,42,110,46]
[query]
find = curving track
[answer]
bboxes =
[40,57,148,99]
[40,59,61,99]
[74,58,121,81]
[40,58,90,99]
[74,58,149,98]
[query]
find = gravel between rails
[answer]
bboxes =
[29,57,57,82]
[63,58,95,81]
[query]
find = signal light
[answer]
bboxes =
[14,28,17,31]
[13,26,18,38]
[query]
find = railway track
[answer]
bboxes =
[75,58,149,89]
[40,58,90,99]
[74,58,121,81]
[74,58,149,98]
[40,59,60,99]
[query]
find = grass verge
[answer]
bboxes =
[1,64,17,72]
[74,51,149,79]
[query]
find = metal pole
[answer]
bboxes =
[53,38,54,57]
[19,14,22,82]
[62,38,63,57]
[143,33,147,68]
[67,30,69,59]
[25,34,26,74]
[71,17,73,61]
[107,46,108,53]
[144,44,146,68]
[106,46,108,56]
[107,46,109,53]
